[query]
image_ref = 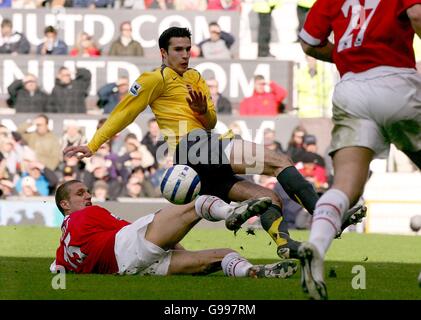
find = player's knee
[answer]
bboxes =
[266,190,282,207]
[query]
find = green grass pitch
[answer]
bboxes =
[1,225,421,300]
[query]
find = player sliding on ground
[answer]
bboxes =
[63,27,365,260]
[50,180,297,278]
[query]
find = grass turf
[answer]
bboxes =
[1,225,421,300]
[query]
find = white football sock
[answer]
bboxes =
[309,189,350,258]
[195,195,233,221]
[221,252,253,277]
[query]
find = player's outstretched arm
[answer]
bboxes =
[63,145,93,160]
[408,4,421,38]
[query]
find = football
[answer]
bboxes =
[410,215,421,232]
[160,165,201,205]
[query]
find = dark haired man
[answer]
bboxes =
[36,25,68,55]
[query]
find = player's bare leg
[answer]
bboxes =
[299,146,373,300]
[145,196,271,250]
[168,249,298,279]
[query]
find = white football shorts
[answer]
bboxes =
[330,66,421,158]
[114,212,172,276]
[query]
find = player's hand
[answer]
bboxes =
[186,84,207,115]
[63,145,93,160]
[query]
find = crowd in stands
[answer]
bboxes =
[0,0,242,10]
[0,112,330,231]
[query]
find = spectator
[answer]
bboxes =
[206,78,232,114]
[145,0,173,9]
[252,0,283,57]
[69,32,101,57]
[6,74,49,113]
[36,26,68,55]
[119,0,145,8]
[61,165,77,182]
[0,179,16,198]
[59,154,86,182]
[296,55,333,118]
[48,67,91,113]
[0,18,31,54]
[120,133,155,172]
[173,0,206,10]
[207,0,240,10]
[195,22,234,59]
[16,148,59,196]
[286,125,307,160]
[72,0,114,7]
[18,176,40,197]
[0,134,23,177]
[141,118,167,165]
[11,0,39,8]
[83,155,123,200]
[97,76,129,114]
[295,151,328,194]
[60,120,87,149]
[129,165,160,197]
[92,180,109,202]
[292,134,326,167]
[120,173,158,198]
[109,21,144,56]
[17,114,62,171]
[263,128,285,154]
[0,151,13,184]
[239,75,287,116]
[95,141,129,183]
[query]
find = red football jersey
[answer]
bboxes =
[300,0,421,76]
[54,206,130,274]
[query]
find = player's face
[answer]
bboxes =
[161,37,191,75]
[65,182,92,214]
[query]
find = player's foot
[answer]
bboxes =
[336,205,367,238]
[247,260,298,279]
[225,197,272,232]
[276,234,301,260]
[298,242,328,300]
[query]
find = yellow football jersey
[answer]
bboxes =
[87,65,217,153]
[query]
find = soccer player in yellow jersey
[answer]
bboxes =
[64,27,363,260]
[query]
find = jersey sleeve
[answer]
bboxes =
[399,0,421,16]
[299,0,332,47]
[87,71,165,153]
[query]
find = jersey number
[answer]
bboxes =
[63,232,86,269]
[338,0,380,52]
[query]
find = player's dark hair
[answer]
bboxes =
[44,25,57,35]
[158,27,191,52]
[55,180,80,215]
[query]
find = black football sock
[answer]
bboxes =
[260,204,290,247]
[276,166,318,214]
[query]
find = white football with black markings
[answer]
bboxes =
[160,165,201,205]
